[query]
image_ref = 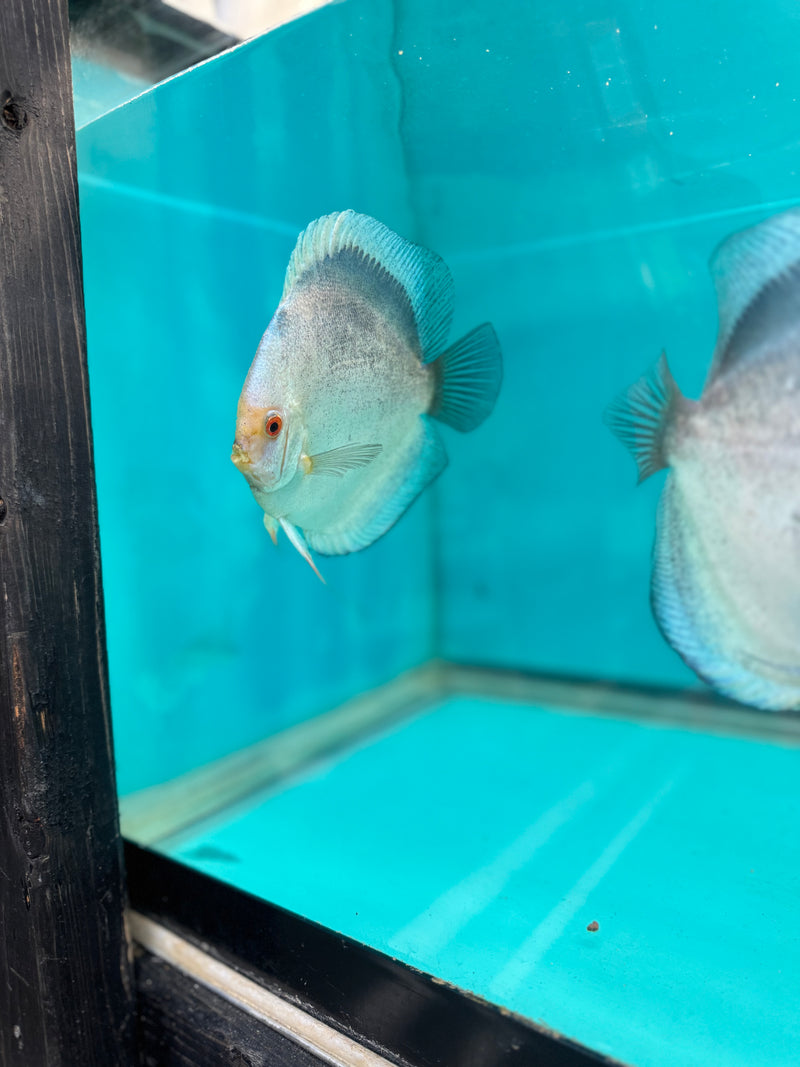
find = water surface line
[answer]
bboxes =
[448,197,800,265]
[77,172,301,236]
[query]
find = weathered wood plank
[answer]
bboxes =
[0,1,136,1063]
[136,951,327,1067]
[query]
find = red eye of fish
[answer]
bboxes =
[265,413,283,438]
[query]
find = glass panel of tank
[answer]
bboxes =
[72,1,800,1063]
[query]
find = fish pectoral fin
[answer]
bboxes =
[306,443,382,477]
[263,514,280,545]
[279,518,326,583]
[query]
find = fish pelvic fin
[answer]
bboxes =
[429,323,503,432]
[263,514,279,545]
[604,351,684,484]
[279,518,326,583]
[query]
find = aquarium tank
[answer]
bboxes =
[71,0,800,1063]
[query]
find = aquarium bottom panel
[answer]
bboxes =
[126,841,613,1067]
[154,683,800,1067]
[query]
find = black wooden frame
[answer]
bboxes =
[0,0,135,1063]
[127,842,622,1067]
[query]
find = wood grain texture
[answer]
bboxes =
[136,951,327,1067]
[0,1,136,1063]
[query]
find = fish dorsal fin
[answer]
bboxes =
[709,208,800,379]
[283,211,455,360]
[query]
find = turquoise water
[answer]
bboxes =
[73,1,800,1062]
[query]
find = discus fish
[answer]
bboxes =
[232,210,502,580]
[605,208,800,710]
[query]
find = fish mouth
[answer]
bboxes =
[231,442,252,472]
[231,442,277,491]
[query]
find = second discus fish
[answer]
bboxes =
[605,208,800,710]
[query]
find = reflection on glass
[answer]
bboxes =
[69,0,331,127]
[73,1,800,1064]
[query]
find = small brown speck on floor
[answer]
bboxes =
[587,920,599,932]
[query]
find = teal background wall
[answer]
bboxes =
[75,0,800,794]
[392,0,800,676]
[76,6,435,794]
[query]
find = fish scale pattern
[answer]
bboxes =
[283,209,455,360]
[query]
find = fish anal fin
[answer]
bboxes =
[283,211,454,360]
[429,322,503,432]
[306,417,447,556]
[604,352,684,484]
[306,443,382,477]
[279,518,326,583]
[652,477,800,710]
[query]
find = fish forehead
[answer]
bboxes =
[241,307,294,405]
[235,399,271,435]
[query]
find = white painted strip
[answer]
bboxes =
[488,775,678,999]
[129,912,395,1067]
[388,779,596,957]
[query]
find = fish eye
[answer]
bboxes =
[265,412,283,438]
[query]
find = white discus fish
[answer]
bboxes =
[606,208,800,710]
[232,210,502,580]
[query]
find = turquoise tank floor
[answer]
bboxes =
[167,697,800,1067]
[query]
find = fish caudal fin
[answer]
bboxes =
[278,518,326,583]
[429,323,503,432]
[604,352,682,483]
